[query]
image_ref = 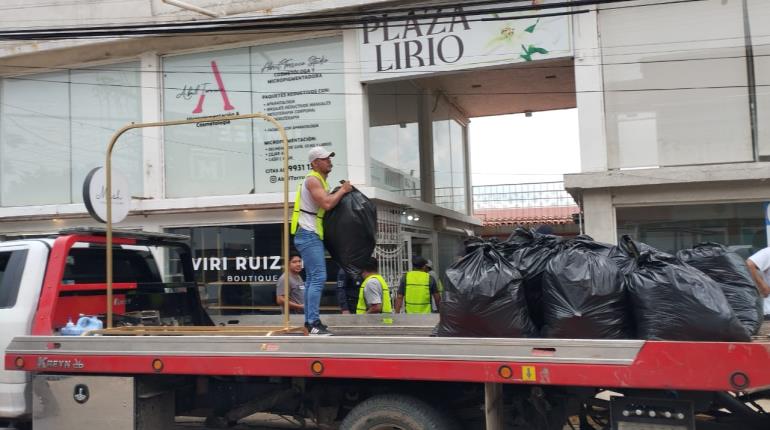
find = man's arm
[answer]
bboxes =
[746,259,770,298]
[394,275,406,313]
[276,294,305,311]
[307,177,351,211]
[394,295,404,313]
[363,279,383,314]
[336,270,350,314]
[429,276,441,311]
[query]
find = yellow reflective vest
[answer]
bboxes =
[404,271,431,314]
[356,274,392,314]
[290,171,329,239]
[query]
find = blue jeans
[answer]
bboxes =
[293,228,326,324]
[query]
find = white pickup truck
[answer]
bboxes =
[0,228,211,429]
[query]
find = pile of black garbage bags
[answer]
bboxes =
[437,228,763,342]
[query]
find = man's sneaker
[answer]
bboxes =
[317,320,329,330]
[308,320,333,336]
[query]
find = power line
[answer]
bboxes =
[0,0,591,30]
[4,71,769,96]
[0,0,680,40]
[2,43,768,77]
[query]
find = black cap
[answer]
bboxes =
[412,255,428,268]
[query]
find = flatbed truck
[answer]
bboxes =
[2,229,769,429]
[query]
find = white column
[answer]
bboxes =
[342,29,369,187]
[583,189,616,244]
[140,52,164,199]
[572,7,608,172]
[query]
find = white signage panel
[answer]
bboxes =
[359,5,572,81]
[251,37,348,193]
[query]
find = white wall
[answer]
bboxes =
[599,0,752,168]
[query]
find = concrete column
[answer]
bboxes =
[419,89,435,204]
[572,7,609,172]
[139,52,164,199]
[343,29,369,187]
[582,189,616,243]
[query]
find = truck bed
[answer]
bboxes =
[6,316,770,393]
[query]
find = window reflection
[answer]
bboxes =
[433,99,467,213]
[368,81,421,198]
[616,203,768,255]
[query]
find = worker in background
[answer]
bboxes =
[395,256,440,314]
[336,267,361,314]
[275,253,304,314]
[291,146,352,335]
[356,257,392,314]
[746,245,770,319]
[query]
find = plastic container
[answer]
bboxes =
[59,315,103,336]
[60,318,83,336]
[76,315,104,332]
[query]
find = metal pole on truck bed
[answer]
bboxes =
[104,114,292,329]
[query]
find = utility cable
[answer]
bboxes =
[0,0,682,40]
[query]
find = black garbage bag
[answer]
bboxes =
[609,235,662,275]
[322,187,377,278]
[437,241,537,338]
[498,228,568,329]
[625,249,750,342]
[542,242,631,339]
[677,243,763,336]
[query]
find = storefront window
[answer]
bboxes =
[0,64,142,206]
[251,37,348,193]
[368,81,421,198]
[163,48,255,198]
[166,224,340,315]
[162,37,347,198]
[616,202,768,256]
[433,99,468,213]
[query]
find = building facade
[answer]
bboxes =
[564,0,770,255]
[0,0,579,313]
[4,0,760,312]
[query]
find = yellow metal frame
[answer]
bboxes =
[103,113,292,330]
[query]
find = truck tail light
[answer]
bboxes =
[152,359,164,372]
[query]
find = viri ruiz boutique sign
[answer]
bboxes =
[359,5,571,81]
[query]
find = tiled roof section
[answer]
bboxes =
[474,205,579,227]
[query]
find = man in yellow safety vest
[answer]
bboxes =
[395,256,440,314]
[290,146,351,335]
[356,257,392,314]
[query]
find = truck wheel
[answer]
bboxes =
[339,394,457,430]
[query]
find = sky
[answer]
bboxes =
[468,108,581,187]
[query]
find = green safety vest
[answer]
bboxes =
[290,171,329,239]
[356,274,392,314]
[404,271,432,314]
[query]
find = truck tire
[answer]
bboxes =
[339,394,457,430]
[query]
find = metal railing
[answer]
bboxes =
[472,182,579,224]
